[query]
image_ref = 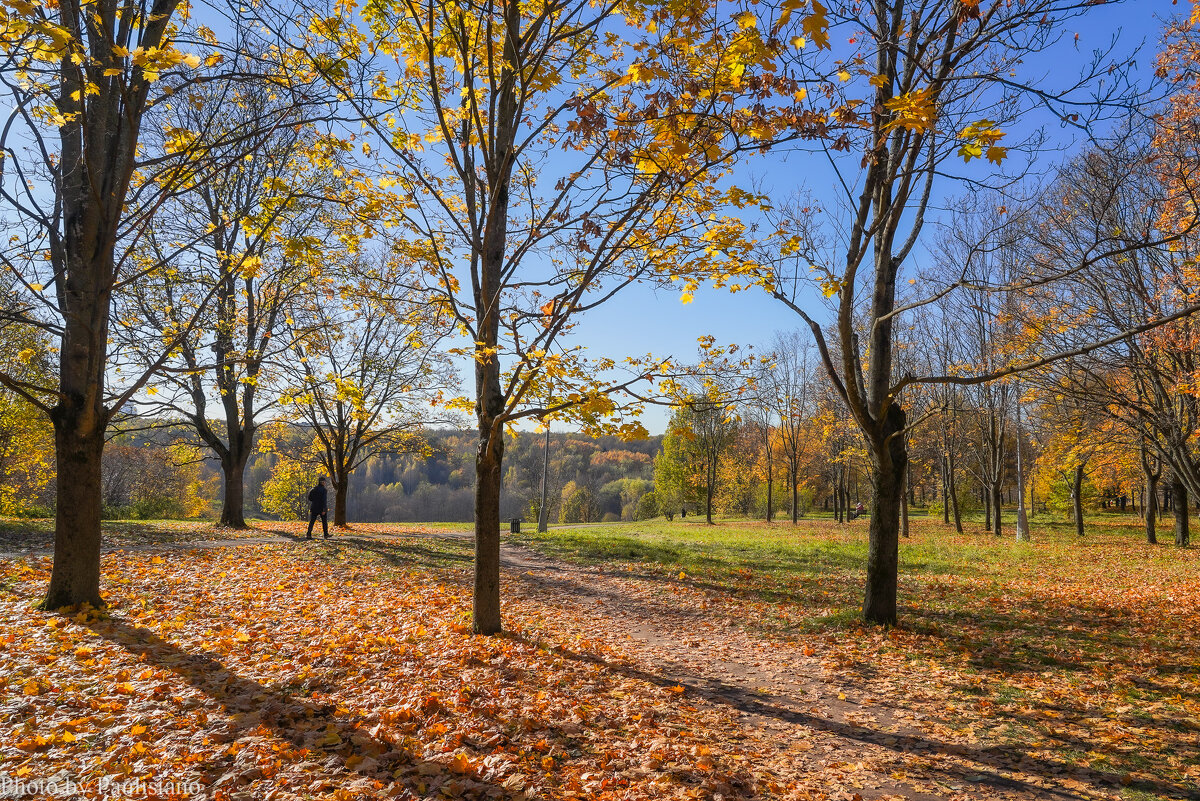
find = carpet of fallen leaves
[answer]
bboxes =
[2,517,1198,801]
[0,538,766,800]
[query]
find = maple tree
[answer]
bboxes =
[273,259,456,527]
[0,0,222,606]
[1015,122,1200,547]
[285,0,814,632]
[117,88,356,529]
[762,0,1200,624]
[0,0,356,604]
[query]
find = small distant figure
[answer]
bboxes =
[307,476,329,540]
[680,507,686,518]
[850,501,865,521]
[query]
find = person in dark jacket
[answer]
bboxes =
[306,476,329,539]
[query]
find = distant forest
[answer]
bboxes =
[234,429,660,524]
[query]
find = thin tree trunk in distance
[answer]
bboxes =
[984,487,992,533]
[941,454,950,524]
[991,483,1002,537]
[948,451,963,532]
[538,424,549,532]
[1145,478,1158,544]
[1073,464,1085,538]
[1173,480,1189,547]
[791,461,799,524]
[1140,445,1159,544]
[765,434,774,523]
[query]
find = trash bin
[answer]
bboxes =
[510,517,521,534]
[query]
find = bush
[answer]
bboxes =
[560,483,595,524]
[259,459,321,520]
[635,490,658,520]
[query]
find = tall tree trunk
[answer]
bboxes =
[44,239,112,609]
[474,434,503,634]
[44,420,105,609]
[984,486,992,533]
[765,438,773,523]
[863,405,906,626]
[835,470,844,525]
[219,451,251,528]
[705,460,715,525]
[1072,464,1085,538]
[538,425,550,532]
[900,460,909,538]
[1141,445,1159,545]
[941,454,950,524]
[1172,480,1189,547]
[1145,476,1158,544]
[991,482,1002,537]
[836,469,845,523]
[333,476,349,527]
[791,462,799,524]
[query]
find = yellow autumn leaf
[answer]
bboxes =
[803,0,831,49]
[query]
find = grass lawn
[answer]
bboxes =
[516,514,1200,799]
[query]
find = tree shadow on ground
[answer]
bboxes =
[325,536,474,570]
[529,634,1199,801]
[82,614,510,799]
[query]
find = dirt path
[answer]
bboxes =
[497,543,1099,801]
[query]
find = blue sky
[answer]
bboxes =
[556,0,1183,435]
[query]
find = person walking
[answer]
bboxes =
[306,476,329,539]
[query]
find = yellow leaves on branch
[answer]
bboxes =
[801,0,831,50]
[0,0,74,63]
[112,45,202,82]
[958,119,1007,165]
[883,87,936,133]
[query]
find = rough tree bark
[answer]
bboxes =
[863,405,907,626]
[42,0,183,607]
